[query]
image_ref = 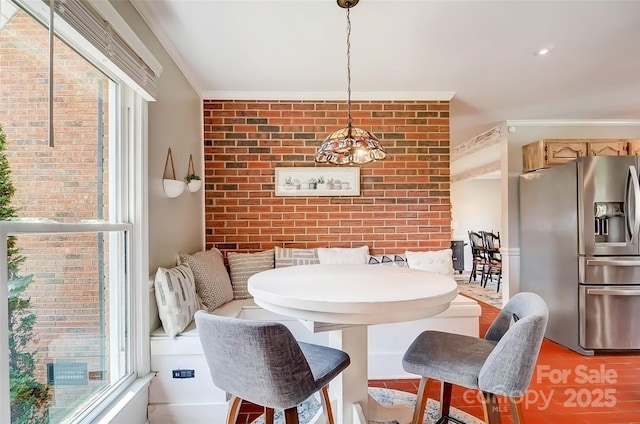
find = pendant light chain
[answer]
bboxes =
[346,6,352,127]
[314,0,386,165]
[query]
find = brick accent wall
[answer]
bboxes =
[203,100,451,257]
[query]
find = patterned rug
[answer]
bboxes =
[454,273,503,308]
[253,387,482,424]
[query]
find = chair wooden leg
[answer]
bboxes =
[439,381,453,423]
[469,263,476,283]
[480,391,502,424]
[283,407,299,424]
[226,395,243,424]
[264,407,275,424]
[319,385,334,424]
[509,396,525,424]
[412,377,431,424]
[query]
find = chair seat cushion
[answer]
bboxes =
[299,342,350,390]
[402,331,496,389]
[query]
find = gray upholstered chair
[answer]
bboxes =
[194,310,350,424]
[402,292,548,424]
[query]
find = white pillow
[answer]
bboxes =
[405,249,454,275]
[154,263,202,339]
[317,246,369,264]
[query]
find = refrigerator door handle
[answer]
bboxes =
[587,288,640,296]
[586,259,640,267]
[625,166,640,244]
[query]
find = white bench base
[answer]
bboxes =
[147,294,481,424]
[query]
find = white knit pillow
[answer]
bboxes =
[154,263,202,338]
[405,249,454,275]
[316,246,370,264]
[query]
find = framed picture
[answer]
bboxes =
[275,167,360,197]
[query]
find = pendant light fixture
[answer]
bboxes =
[314,0,386,165]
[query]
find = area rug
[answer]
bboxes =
[454,273,502,308]
[253,387,482,424]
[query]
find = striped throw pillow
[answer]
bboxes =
[227,249,275,299]
[154,263,201,338]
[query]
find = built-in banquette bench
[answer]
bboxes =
[146,247,482,424]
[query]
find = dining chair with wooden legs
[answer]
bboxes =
[195,311,351,424]
[402,292,548,424]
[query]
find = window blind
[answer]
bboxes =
[45,0,158,99]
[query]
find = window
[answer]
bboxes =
[0,1,149,422]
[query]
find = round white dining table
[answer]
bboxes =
[248,263,458,424]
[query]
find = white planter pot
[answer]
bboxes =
[163,179,186,198]
[187,179,202,192]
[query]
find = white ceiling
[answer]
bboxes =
[131,0,640,148]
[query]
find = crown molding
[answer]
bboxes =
[131,0,200,93]
[505,119,640,127]
[451,160,500,183]
[451,126,501,161]
[200,91,456,101]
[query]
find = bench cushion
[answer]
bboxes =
[150,294,478,338]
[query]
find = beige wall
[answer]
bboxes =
[110,0,204,273]
[451,178,501,270]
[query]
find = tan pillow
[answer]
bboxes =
[179,248,234,312]
[227,249,275,299]
[274,246,319,268]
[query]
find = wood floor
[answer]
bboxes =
[237,299,640,424]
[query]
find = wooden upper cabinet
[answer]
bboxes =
[522,139,587,172]
[627,139,640,156]
[587,139,628,156]
[522,138,640,172]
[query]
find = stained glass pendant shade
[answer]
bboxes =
[314,0,386,165]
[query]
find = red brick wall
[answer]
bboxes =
[203,100,451,257]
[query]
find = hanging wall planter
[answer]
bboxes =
[162,148,186,198]
[184,154,202,193]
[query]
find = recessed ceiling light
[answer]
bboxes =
[535,47,552,56]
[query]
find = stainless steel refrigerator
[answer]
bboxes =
[520,155,640,355]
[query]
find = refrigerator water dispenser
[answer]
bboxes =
[594,202,624,243]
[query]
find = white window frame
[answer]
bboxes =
[0,3,151,420]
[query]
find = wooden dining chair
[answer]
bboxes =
[468,231,488,285]
[482,231,502,291]
[194,311,351,424]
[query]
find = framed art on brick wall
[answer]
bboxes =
[275,167,360,196]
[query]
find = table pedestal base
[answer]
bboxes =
[327,326,414,424]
